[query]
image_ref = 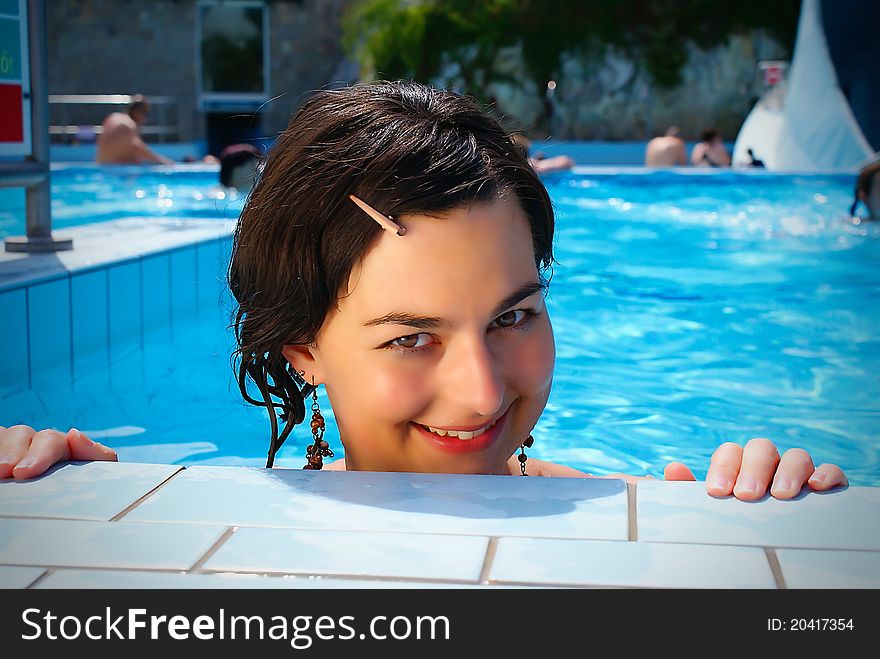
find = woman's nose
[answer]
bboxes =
[440,336,504,418]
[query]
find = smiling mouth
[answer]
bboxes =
[410,407,511,455]
[415,418,499,440]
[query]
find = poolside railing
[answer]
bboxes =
[48,94,181,144]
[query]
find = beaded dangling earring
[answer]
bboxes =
[304,380,334,470]
[518,435,534,476]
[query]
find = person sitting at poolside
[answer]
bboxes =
[218,143,262,191]
[690,128,731,168]
[0,81,847,500]
[511,134,575,174]
[645,126,687,167]
[850,159,880,221]
[95,95,173,165]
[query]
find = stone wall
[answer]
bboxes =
[485,31,790,141]
[46,0,355,148]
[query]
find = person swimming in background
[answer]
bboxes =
[1,81,847,500]
[645,126,687,167]
[511,134,575,174]
[690,128,731,168]
[95,95,174,165]
[850,159,880,221]
[218,143,262,191]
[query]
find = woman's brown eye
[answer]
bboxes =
[391,333,430,349]
[495,310,520,327]
[393,335,418,348]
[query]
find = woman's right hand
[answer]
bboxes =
[0,425,117,480]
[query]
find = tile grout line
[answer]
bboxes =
[68,275,74,386]
[24,286,32,390]
[492,579,634,589]
[189,527,237,573]
[199,568,486,586]
[7,563,489,585]
[138,257,144,352]
[12,564,229,575]
[478,537,499,584]
[26,568,53,589]
[109,467,186,521]
[105,268,111,370]
[764,548,787,589]
[627,481,638,541]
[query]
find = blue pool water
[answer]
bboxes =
[0,164,245,239]
[2,168,879,485]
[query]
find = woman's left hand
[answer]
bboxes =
[662,438,848,500]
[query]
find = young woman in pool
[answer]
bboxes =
[0,81,848,500]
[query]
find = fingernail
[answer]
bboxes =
[709,474,730,491]
[773,478,791,493]
[0,454,15,465]
[809,473,826,486]
[737,477,758,494]
[14,457,35,470]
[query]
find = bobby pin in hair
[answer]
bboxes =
[349,194,406,236]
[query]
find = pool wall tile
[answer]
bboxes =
[636,481,880,550]
[170,246,197,319]
[27,278,72,390]
[196,238,225,311]
[71,270,109,380]
[0,566,46,589]
[204,527,489,582]
[0,461,183,521]
[217,239,235,314]
[108,261,142,349]
[490,537,776,588]
[141,253,171,333]
[775,549,880,589]
[1,225,235,395]
[125,467,630,540]
[0,288,28,394]
[0,518,224,570]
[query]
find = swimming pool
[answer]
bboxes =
[2,168,878,485]
[0,164,245,240]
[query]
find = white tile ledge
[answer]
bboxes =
[636,480,879,550]
[0,217,234,292]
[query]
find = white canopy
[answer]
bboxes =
[733,0,874,171]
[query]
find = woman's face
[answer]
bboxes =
[284,196,555,474]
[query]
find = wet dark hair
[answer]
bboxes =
[127,94,149,117]
[701,128,720,143]
[850,160,880,216]
[228,80,556,467]
[219,143,261,188]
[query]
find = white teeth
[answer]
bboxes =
[423,421,494,440]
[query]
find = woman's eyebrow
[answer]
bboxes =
[491,281,546,317]
[362,281,545,329]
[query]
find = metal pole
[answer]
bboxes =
[5,0,72,253]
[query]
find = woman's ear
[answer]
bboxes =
[282,344,324,384]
